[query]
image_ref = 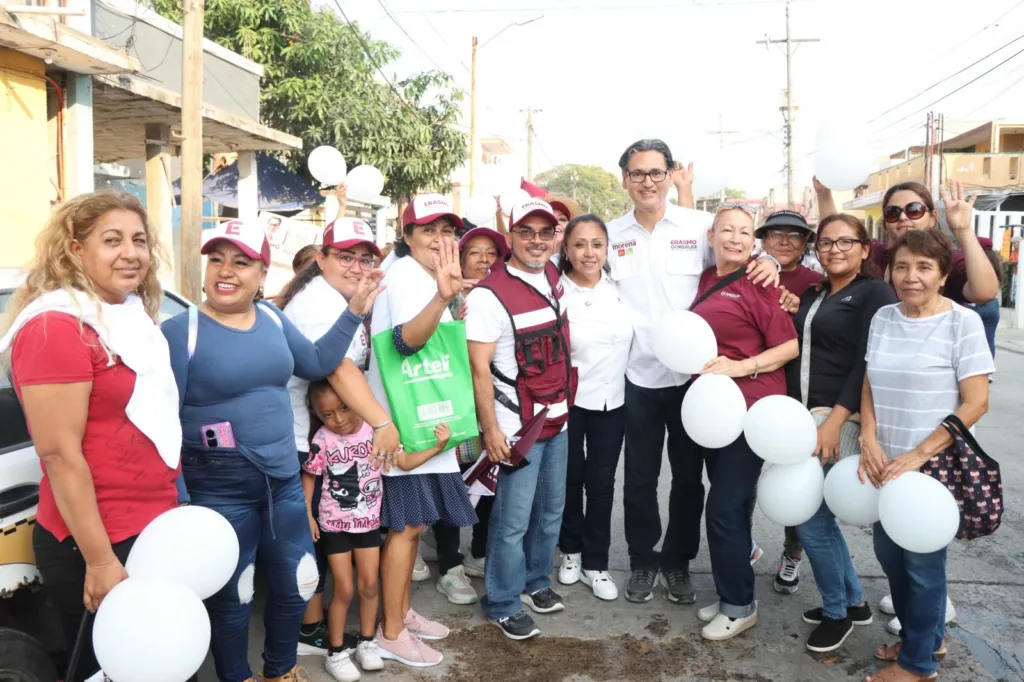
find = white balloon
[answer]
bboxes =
[743,395,818,465]
[879,472,960,553]
[307,146,346,186]
[691,159,727,198]
[93,578,210,682]
[681,374,747,449]
[464,195,498,226]
[126,505,239,600]
[814,120,874,191]
[500,188,531,216]
[652,310,717,375]
[823,455,881,526]
[757,457,825,526]
[346,165,386,201]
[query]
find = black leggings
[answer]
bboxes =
[33,524,200,682]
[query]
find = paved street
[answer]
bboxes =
[207,317,1024,682]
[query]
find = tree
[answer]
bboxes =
[723,187,747,199]
[533,164,632,221]
[153,0,467,200]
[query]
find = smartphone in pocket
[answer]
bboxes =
[201,422,236,449]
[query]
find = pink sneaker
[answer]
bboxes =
[374,626,443,667]
[404,608,450,640]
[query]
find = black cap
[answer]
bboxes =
[755,210,814,241]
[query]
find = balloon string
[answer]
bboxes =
[65,610,93,682]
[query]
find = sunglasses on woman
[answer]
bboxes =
[883,202,928,224]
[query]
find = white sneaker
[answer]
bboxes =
[698,601,721,623]
[581,570,618,601]
[412,552,430,582]
[354,639,383,671]
[436,565,479,605]
[886,597,956,635]
[879,594,895,615]
[325,650,361,682]
[773,552,801,594]
[701,610,758,641]
[558,552,582,585]
[463,554,485,578]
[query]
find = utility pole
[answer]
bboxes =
[179,0,205,303]
[703,112,741,203]
[521,106,541,182]
[756,2,818,209]
[469,36,478,196]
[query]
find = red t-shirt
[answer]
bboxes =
[778,265,823,298]
[11,313,178,543]
[693,269,798,408]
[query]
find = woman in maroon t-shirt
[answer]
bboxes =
[689,206,799,642]
[0,191,184,682]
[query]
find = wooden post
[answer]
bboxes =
[179,0,205,303]
[469,36,477,197]
[145,123,175,289]
[237,151,258,224]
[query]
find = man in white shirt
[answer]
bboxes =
[465,199,573,641]
[606,139,778,605]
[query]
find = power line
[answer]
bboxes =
[374,0,449,74]
[967,61,1024,115]
[939,0,1024,59]
[869,32,1024,124]
[395,0,813,12]
[875,44,1024,133]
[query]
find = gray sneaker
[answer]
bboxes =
[625,569,659,603]
[663,569,695,604]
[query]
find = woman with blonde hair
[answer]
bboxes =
[0,190,187,682]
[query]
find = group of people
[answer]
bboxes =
[0,137,999,682]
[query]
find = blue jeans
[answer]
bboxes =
[873,521,947,676]
[184,450,318,681]
[482,430,569,620]
[796,464,864,620]
[704,434,763,618]
[969,299,1000,358]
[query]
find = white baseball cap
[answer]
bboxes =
[402,193,464,229]
[201,219,270,265]
[509,198,558,229]
[322,217,381,257]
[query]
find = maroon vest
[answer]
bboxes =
[476,262,577,439]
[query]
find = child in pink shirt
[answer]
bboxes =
[301,380,450,678]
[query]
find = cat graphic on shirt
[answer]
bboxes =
[302,422,382,533]
[327,461,367,515]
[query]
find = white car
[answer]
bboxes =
[0,267,190,680]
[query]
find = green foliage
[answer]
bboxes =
[153,0,467,200]
[533,164,632,221]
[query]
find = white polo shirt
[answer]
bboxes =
[606,203,714,389]
[562,273,633,411]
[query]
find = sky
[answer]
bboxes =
[335,0,1024,199]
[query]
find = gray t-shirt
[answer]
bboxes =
[865,301,994,457]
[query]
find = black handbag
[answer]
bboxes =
[920,414,1003,541]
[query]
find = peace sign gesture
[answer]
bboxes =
[940,179,977,237]
[432,236,463,304]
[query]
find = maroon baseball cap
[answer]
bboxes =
[459,226,509,259]
[201,219,271,265]
[322,217,381,257]
[402,194,464,230]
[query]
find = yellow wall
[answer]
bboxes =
[0,49,50,268]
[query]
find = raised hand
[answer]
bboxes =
[347,269,386,316]
[940,179,977,236]
[432,237,463,303]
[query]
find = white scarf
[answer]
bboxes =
[0,289,181,469]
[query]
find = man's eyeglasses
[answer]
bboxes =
[765,229,808,244]
[816,237,864,253]
[331,251,375,268]
[511,226,557,242]
[883,202,928,224]
[626,169,669,184]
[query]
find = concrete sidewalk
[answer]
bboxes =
[996,307,1024,355]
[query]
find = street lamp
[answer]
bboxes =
[469,15,543,197]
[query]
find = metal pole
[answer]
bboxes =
[525,106,534,181]
[785,3,794,209]
[469,36,478,197]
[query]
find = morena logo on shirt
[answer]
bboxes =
[670,239,699,251]
[612,239,636,258]
[720,292,741,299]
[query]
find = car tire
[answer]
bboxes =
[0,627,59,682]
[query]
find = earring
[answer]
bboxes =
[254,286,264,301]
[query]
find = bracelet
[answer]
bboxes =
[750,357,760,380]
[372,420,393,432]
